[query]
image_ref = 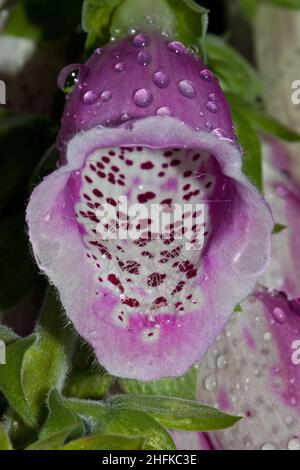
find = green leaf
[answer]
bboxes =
[39,390,84,441]
[109,395,241,431]
[230,106,263,190]
[21,288,77,423]
[62,434,144,450]
[206,34,263,103]
[63,342,113,400]
[82,0,123,50]
[83,0,208,52]
[120,364,198,400]
[0,336,37,428]
[0,423,12,450]
[0,217,42,310]
[0,325,19,345]
[227,93,300,142]
[4,0,83,41]
[63,398,176,450]
[272,223,287,234]
[27,390,84,450]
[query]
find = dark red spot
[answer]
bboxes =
[141,161,154,170]
[102,156,110,163]
[122,297,140,308]
[170,159,180,167]
[85,176,93,184]
[148,273,167,287]
[184,171,192,177]
[97,171,106,178]
[93,189,103,198]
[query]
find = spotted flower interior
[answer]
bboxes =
[71,145,232,340]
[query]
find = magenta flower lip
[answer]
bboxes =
[27,33,273,380]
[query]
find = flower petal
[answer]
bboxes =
[196,287,300,450]
[27,117,272,380]
[262,137,300,298]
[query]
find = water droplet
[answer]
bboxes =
[153,71,170,89]
[137,51,152,66]
[263,332,272,342]
[209,93,217,100]
[288,437,300,450]
[205,121,212,130]
[261,443,277,450]
[95,48,101,55]
[216,354,229,369]
[133,88,153,108]
[211,128,231,140]
[82,90,98,105]
[114,62,126,73]
[156,106,172,116]
[187,45,199,56]
[200,69,213,82]
[168,41,186,54]
[272,307,286,323]
[133,33,150,48]
[204,374,217,391]
[178,80,196,99]
[206,101,219,113]
[100,90,112,102]
[43,212,51,223]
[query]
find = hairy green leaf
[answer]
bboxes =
[109,394,242,431]
[62,434,144,450]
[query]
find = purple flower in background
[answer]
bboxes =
[193,287,300,450]
[27,33,272,380]
[262,137,300,298]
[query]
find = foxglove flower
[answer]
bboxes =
[27,33,272,380]
[195,287,300,450]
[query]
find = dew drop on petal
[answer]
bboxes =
[114,62,126,73]
[100,90,112,102]
[261,443,277,450]
[216,354,229,369]
[156,106,172,116]
[82,90,98,105]
[43,212,51,223]
[95,48,101,55]
[200,69,213,82]
[137,51,152,66]
[204,374,217,391]
[168,41,186,54]
[206,100,219,113]
[178,80,196,99]
[272,307,286,323]
[153,70,170,89]
[288,437,300,450]
[133,33,150,48]
[133,88,153,108]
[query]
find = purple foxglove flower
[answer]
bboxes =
[27,33,272,380]
[194,287,300,450]
[262,137,300,298]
